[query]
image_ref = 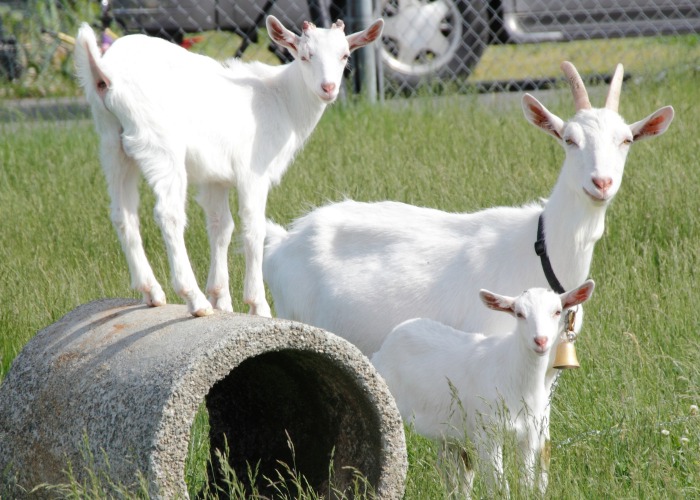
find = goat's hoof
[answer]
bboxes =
[182,289,213,317]
[190,296,214,317]
[208,295,233,313]
[143,289,166,307]
[249,303,272,318]
[191,306,214,317]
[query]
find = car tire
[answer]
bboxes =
[376,0,489,87]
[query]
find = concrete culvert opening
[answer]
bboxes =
[0,299,407,499]
[207,350,383,496]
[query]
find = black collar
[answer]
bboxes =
[534,213,566,294]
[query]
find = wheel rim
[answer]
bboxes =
[378,0,465,77]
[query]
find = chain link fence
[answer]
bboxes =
[1,0,699,99]
[376,0,700,96]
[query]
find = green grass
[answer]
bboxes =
[471,34,700,82]
[1,64,699,497]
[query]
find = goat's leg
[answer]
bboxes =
[519,431,549,494]
[480,443,509,497]
[237,179,272,317]
[101,137,166,307]
[197,184,234,312]
[437,442,475,498]
[535,431,550,495]
[520,434,539,491]
[151,171,212,317]
[459,446,476,497]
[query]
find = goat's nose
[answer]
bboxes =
[534,337,548,348]
[321,82,336,95]
[592,176,613,192]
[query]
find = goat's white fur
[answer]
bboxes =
[371,281,595,494]
[263,61,673,350]
[74,16,383,316]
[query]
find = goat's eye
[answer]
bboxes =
[301,54,312,62]
[622,137,633,146]
[564,137,577,146]
[516,312,525,319]
[341,53,350,62]
[554,310,562,317]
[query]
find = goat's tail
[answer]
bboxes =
[264,220,289,253]
[74,23,111,103]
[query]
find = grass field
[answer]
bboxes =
[1,62,699,497]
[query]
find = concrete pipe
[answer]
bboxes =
[0,299,407,498]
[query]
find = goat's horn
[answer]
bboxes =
[605,63,624,112]
[332,19,345,30]
[302,21,316,32]
[561,61,591,111]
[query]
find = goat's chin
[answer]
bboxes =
[318,92,338,103]
[583,188,612,205]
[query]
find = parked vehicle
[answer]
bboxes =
[108,0,700,84]
[378,0,700,84]
[0,18,21,80]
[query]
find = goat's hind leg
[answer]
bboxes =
[149,167,212,317]
[100,132,166,307]
[197,184,234,312]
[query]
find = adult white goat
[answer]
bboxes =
[74,16,383,317]
[264,61,673,349]
[371,280,595,495]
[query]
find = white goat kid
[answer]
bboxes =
[74,16,383,317]
[263,61,673,348]
[372,280,595,494]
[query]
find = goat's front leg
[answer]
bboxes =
[538,436,550,495]
[151,172,212,317]
[437,441,475,498]
[481,443,509,497]
[197,184,234,312]
[520,422,549,494]
[101,137,166,307]
[237,178,272,317]
[541,411,551,494]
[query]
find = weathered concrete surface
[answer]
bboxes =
[0,299,407,498]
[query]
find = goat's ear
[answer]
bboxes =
[561,280,595,309]
[347,18,384,52]
[480,290,516,315]
[266,15,300,56]
[522,94,565,141]
[630,106,675,142]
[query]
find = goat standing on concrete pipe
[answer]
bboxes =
[74,16,383,317]
[372,280,595,495]
[264,61,673,352]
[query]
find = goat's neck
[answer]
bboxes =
[541,173,609,289]
[276,62,328,142]
[502,335,549,404]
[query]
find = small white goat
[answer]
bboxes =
[263,61,673,350]
[372,280,595,494]
[74,16,383,317]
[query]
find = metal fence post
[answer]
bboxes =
[356,0,378,102]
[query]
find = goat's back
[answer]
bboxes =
[79,29,298,186]
[372,317,522,440]
[264,199,545,354]
[102,33,221,81]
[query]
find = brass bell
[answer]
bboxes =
[553,340,580,369]
[553,308,581,370]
